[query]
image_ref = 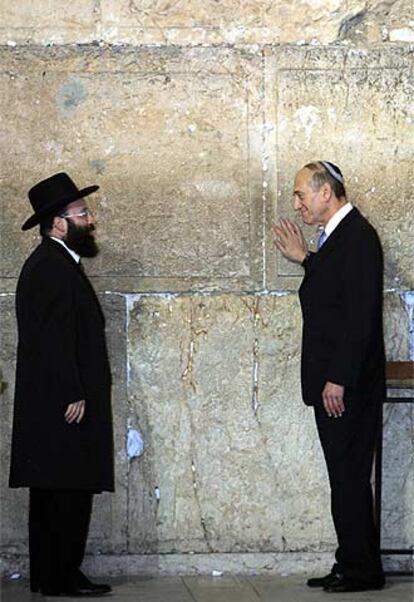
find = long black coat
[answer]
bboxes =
[299,207,386,406]
[9,237,114,492]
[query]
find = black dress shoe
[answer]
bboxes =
[323,574,385,593]
[76,571,111,592]
[307,570,341,588]
[61,583,112,596]
[40,583,111,597]
[74,578,112,594]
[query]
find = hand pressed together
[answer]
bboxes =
[273,218,308,264]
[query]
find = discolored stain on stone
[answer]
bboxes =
[0,46,263,294]
[90,159,106,175]
[56,77,88,115]
[0,370,8,394]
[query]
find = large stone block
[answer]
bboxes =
[265,47,414,291]
[127,293,335,554]
[0,46,263,294]
[384,291,412,361]
[1,1,413,46]
[382,290,413,553]
[0,292,129,556]
[341,0,414,44]
[381,402,413,550]
[0,1,99,45]
[255,295,335,550]
[100,0,368,45]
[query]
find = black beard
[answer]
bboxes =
[64,221,99,258]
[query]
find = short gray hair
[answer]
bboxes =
[304,161,346,199]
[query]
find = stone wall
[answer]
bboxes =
[0,0,413,576]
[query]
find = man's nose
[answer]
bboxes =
[293,196,301,211]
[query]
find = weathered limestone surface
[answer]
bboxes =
[1,289,412,569]
[1,46,412,294]
[265,47,414,290]
[383,292,411,361]
[100,0,370,46]
[342,0,414,44]
[382,402,414,549]
[0,46,263,294]
[127,293,335,554]
[0,1,413,46]
[0,1,99,45]
[126,290,413,556]
[382,291,413,550]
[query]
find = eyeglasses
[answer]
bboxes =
[60,208,94,219]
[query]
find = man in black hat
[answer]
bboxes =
[9,173,114,597]
[274,162,385,593]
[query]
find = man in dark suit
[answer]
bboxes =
[9,173,114,597]
[274,161,385,593]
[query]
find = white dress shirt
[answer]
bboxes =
[323,202,353,239]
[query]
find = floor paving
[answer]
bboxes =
[1,575,412,602]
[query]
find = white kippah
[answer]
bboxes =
[320,161,344,185]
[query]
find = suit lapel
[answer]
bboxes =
[310,207,360,266]
[44,237,105,323]
[43,237,80,268]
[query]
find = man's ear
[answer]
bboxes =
[322,182,333,202]
[53,215,67,234]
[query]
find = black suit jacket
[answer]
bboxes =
[299,208,386,406]
[9,238,114,491]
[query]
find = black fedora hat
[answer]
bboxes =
[22,172,99,231]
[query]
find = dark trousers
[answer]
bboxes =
[29,488,93,593]
[314,394,384,584]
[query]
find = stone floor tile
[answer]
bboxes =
[0,575,412,602]
[184,575,260,601]
[247,575,413,602]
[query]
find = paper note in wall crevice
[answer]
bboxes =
[127,428,145,460]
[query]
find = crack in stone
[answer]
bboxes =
[189,457,213,553]
[181,338,197,392]
[181,301,208,393]
[241,297,263,417]
[180,299,213,552]
[401,291,414,359]
[246,296,292,547]
[338,9,367,38]
[252,337,259,415]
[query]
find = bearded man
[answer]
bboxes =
[9,172,114,597]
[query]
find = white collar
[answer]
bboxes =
[49,237,81,264]
[324,202,353,237]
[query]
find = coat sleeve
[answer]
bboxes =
[325,226,383,389]
[32,263,86,408]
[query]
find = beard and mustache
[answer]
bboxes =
[64,220,99,257]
